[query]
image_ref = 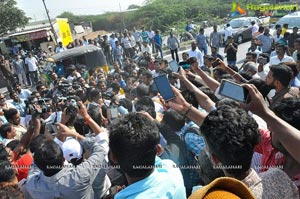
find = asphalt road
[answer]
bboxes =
[163,39,251,69]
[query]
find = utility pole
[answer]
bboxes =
[42,0,58,44]
[119,2,126,29]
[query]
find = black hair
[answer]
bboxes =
[162,108,185,132]
[135,96,156,119]
[200,106,260,176]
[9,91,17,99]
[271,98,300,130]
[34,140,64,176]
[88,88,101,102]
[36,83,45,92]
[6,140,19,151]
[270,64,293,87]
[248,78,272,99]
[0,184,24,199]
[285,62,298,78]
[87,108,102,127]
[0,144,8,161]
[3,109,18,123]
[246,52,257,59]
[119,98,133,112]
[258,26,264,32]
[29,135,46,154]
[239,71,253,81]
[136,84,150,99]
[259,53,270,63]
[197,150,225,185]
[0,123,13,139]
[110,82,120,93]
[74,118,91,136]
[215,98,240,108]
[109,113,160,177]
[141,70,152,79]
[0,160,16,183]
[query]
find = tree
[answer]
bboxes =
[0,0,29,35]
[127,4,140,10]
[57,11,82,24]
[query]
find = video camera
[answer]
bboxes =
[24,97,52,117]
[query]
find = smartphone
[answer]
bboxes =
[46,123,58,135]
[154,75,175,101]
[178,61,190,70]
[212,60,220,68]
[169,60,179,73]
[219,80,249,102]
[109,107,119,120]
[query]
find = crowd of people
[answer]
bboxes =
[0,20,300,199]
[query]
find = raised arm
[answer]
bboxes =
[243,84,300,164]
[173,68,215,112]
[190,63,220,92]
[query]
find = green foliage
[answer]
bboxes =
[55,0,264,34]
[127,4,140,10]
[0,0,29,35]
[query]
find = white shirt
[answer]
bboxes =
[18,89,32,100]
[55,46,66,53]
[188,49,204,67]
[257,63,270,81]
[269,55,295,66]
[252,24,259,36]
[25,57,38,72]
[224,26,233,41]
[121,37,132,49]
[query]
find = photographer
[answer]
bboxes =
[257,53,270,81]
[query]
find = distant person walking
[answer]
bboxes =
[210,25,222,50]
[196,28,209,55]
[12,55,28,87]
[167,31,180,62]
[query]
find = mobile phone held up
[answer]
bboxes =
[219,79,249,103]
[46,123,58,135]
[154,75,175,101]
[212,59,220,68]
[169,60,180,73]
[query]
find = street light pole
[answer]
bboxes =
[42,0,58,44]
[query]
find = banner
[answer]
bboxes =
[56,18,73,47]
[14,30,48,42]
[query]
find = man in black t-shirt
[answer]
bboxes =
[224,36,238,66]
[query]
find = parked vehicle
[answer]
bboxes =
[275,11,300,33]
[219,17,261,44]
[40,45,107,85]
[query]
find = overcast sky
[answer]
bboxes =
[16,0,145,21]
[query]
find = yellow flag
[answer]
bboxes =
[56,18,73,47]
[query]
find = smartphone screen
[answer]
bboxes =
[154,75,175,101]
[46,123,58,135]
[110,107,119,120]
[219,80,249,102]
[212,60,220,68]
[169,60,179,73]
[178,61,190,70]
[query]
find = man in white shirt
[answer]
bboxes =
[55,42,66,53]
[188,41,204,67]
[269,44,294,66]
[25,53,39,86]
[251,21,259,37]
[224,23,233,42]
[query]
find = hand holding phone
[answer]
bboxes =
[46,123,58,135]
[219,80,249,103]
[212,59,220,68]
[154,75,176,101]
[169,60,180,73]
